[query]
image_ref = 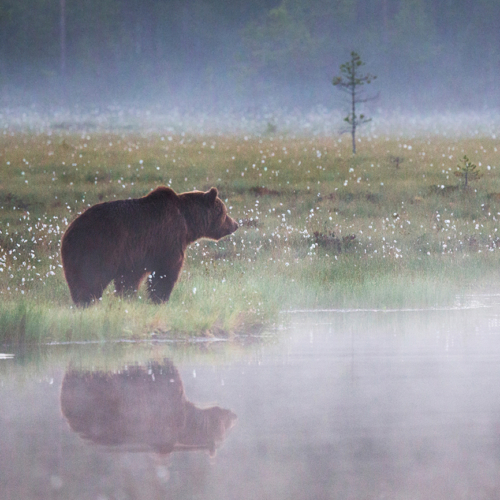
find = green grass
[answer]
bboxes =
[2,130,500,343]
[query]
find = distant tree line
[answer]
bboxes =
[0,0,498,109]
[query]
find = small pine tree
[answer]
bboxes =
[332,52,377,154]
[454,155,482,189]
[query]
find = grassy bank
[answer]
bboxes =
[2,129,500,343]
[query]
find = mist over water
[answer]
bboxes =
[3,300,500,499]
[2,105,500,140]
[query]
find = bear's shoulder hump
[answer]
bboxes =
[142,186,179,203]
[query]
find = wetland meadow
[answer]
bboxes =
[2,111,500,343]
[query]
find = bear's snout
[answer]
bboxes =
[228,217,239,234]
[214,215,238,240]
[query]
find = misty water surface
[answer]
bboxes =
[2,298,500,499]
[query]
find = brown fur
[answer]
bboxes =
[60,186,238,305]
[60,360,237,455]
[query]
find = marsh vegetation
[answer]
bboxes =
[2,125,500,343]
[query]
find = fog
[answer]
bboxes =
[0,0,499,125]
[4,300,500,499]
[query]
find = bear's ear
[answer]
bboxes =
[205,187,218,204]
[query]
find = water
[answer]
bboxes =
[2,300,500,499]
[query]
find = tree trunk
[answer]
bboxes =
[60,0,66,80]
[351,79,356,154]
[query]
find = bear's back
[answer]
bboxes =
[66,187,180,235]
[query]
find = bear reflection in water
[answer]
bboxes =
[60,359,237,456]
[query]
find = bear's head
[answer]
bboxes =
[180,404,238,456]
[203,187,239,241]
[178,187,238,243]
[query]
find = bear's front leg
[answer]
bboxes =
[147,263,183,304]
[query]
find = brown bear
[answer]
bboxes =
[60,186,238,305]
[60,359,237,455]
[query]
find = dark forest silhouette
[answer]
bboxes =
[0,0,498,109]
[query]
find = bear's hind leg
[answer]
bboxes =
[68,278,109,306]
